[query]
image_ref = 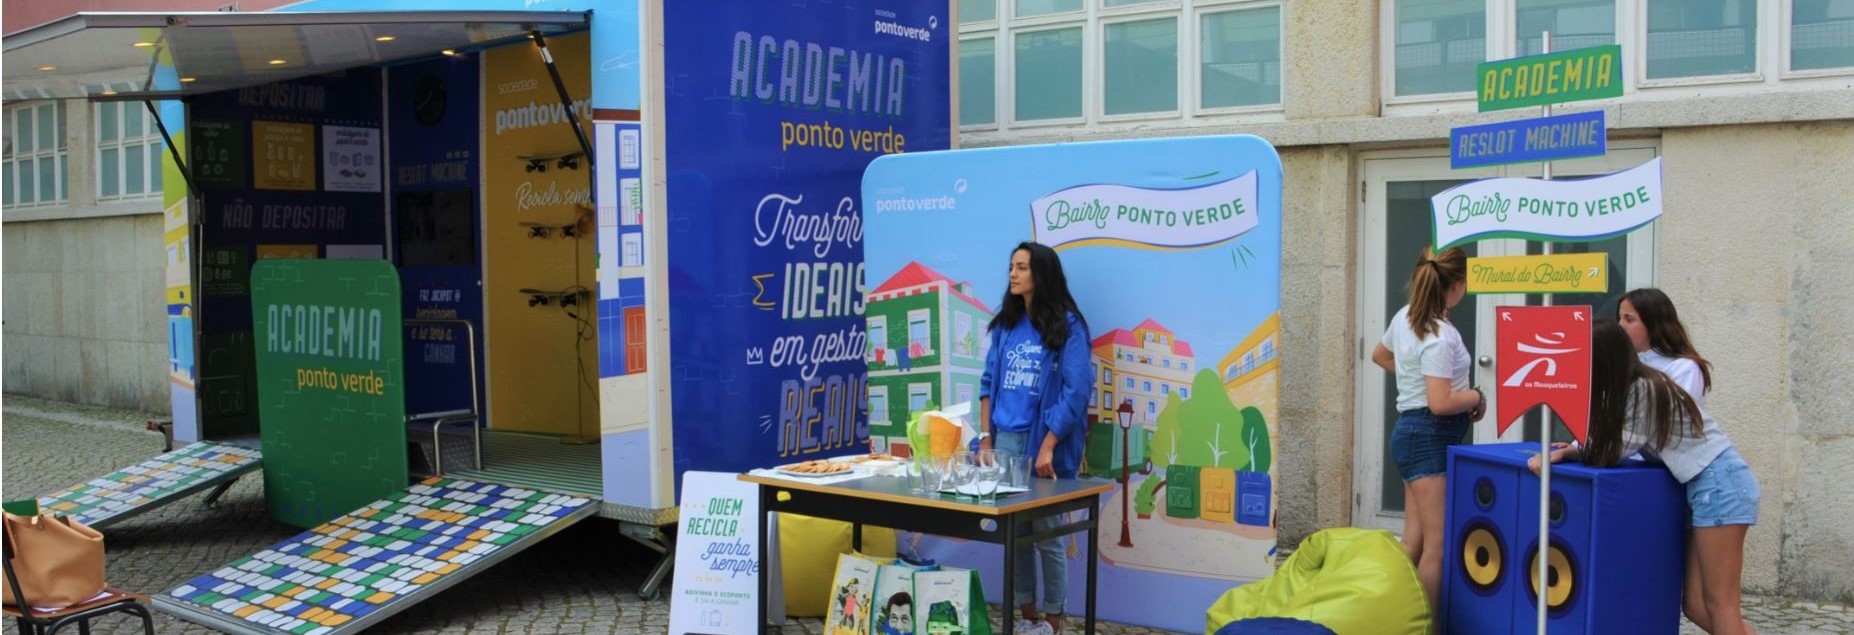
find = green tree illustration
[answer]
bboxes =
[1240,406,1272,473]
[1133,371,1252,515]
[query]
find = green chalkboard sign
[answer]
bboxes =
[251,259,407,528]
[191,118,247,188]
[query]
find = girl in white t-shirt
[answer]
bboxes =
[1370,246,1485,616]
[1620,288,1714,407]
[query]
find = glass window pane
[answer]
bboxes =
[57,105,68,150]
[150,144,165,192]
[17,108,35,153]
[1016,0,1081,18]
[126,107,145,138]
[100,102,119,142]
[4,112,13,157]
[1395,0,1486,95]
[3,163,13,205]
[1201,7,1283,108]
[36,105,55,150]
[37,157,55,201]
[101,148,120,198]
[1015,27,1084,120]
[1105,18,1178,115]
[1793,0,1854,71]
[59,155,68,201]
[960,38,998,126]
[961,0,996,23]
[126,143,146,195]
[18,160,35,203]
[1646,0,1757,79]
[1516,0,1615,56]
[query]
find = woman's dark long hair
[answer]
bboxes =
[1623,288,1713,392]
[1582,317,1706,467]
[988,241,1087,351]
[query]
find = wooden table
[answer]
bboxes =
[740,472,1115,635]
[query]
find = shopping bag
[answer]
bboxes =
[826,552,891,635]
[1,503,108,609]
[780,515,898,617]
[872,558,938,635]
[913,567,993,635]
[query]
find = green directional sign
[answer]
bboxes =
[1479,44,1622,112]
[251,259,406,528]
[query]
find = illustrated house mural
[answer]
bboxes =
[1087,319,1195,477]
[865,262,993,455]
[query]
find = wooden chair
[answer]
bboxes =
[2,523,154,635]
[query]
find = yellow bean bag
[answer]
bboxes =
[779,514,897,617]
[1206,527,1431,635]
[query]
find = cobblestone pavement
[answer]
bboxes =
[4,395,1851,634]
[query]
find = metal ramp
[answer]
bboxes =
[36,441,263,529]
[154,477,595,635]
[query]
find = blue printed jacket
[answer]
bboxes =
[979,312,1093,479]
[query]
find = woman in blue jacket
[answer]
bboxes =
[978,241,1093,635]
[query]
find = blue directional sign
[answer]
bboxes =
[1451,110,1606,169]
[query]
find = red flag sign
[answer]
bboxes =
[1495,305,1594,442]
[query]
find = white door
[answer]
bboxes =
[1352,145,1660,532]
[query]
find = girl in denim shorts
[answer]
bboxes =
[1370,246,1486,616]
[1534,317,1760,635]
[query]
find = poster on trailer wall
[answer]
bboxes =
[661,0,952,493]
[861,136,1284,634]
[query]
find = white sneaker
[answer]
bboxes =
[1012,619,1055,635]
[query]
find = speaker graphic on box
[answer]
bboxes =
[1442,443,1686,634]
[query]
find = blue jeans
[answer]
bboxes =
[994,431,1067,615]
[1687,447,1760,528]
[1389,407,1472,483]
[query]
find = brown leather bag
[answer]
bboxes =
[1,511,107,609]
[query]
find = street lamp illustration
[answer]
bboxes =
[1117,399,1135,548]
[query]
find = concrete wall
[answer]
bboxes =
[1660,121,1854,599]
[3,213,170,412]
[1274,145,1359,543]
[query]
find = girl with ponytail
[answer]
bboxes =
[1370,245,1483,615]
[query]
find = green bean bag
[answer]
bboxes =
[1206,528,1431,635]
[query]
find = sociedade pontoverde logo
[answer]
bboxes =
[1032,171,1259,250]
[1430,157,1662,250]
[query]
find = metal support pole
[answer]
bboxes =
[1535,29,1554,635]
[529,30,596,170]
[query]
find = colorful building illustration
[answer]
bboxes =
[1217,312,1281,490]
[865,262,994,455]
[1086,319,1195,477]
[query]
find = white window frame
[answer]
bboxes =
[908,383,933,411]
[94,101,163,201]
[1381,0,1494,107]
[1781,0,1854,79]
[1097,11,1184,123]
[1102,368,1113,384]
[960,0,1284,136]
[1634,0,1769,89]
[867,316,889,361]
[954,312,975,358]
[958,33,1002,131]
[907,309,933,356]
[869,385,891,428]
[1192,2,1287,116]
[4,101,69,208]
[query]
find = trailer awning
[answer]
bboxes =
[2,10,590,101]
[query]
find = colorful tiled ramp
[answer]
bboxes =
[38,441,262,528]
[154,478,596,635]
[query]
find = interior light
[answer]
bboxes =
[180,77,198,83]
[36,66,56,72]
[101,89,118,96]
[132,41,156,48]
[441,49,457,56]
[375,35,396,42]
[268,59,287,65]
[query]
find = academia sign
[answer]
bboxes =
[1478,45,1622,112]
[1467,253,1608,295]
[1032,171,1259,250]
[1431,157,1662,250]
